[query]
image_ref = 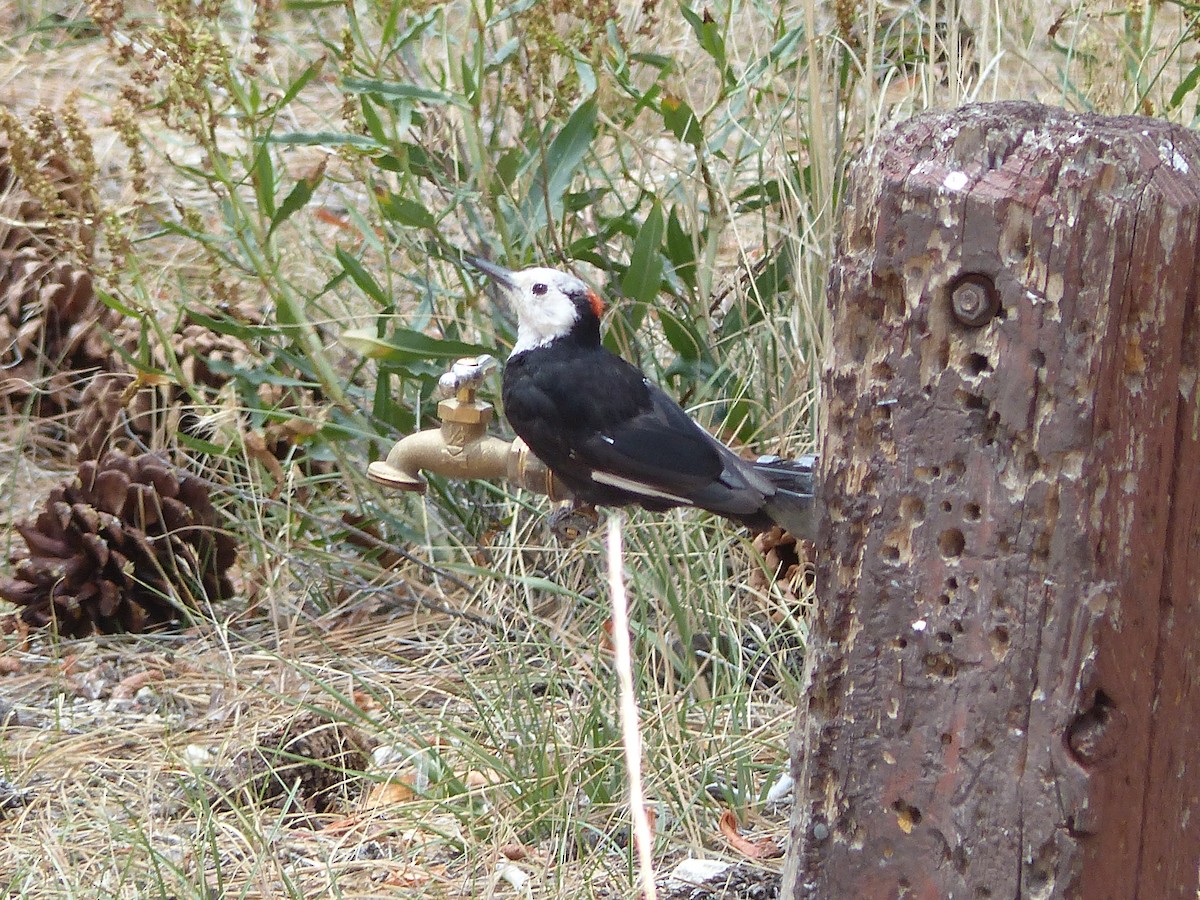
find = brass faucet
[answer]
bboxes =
[367,355,563,500]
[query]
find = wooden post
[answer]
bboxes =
[782,102,1200,898]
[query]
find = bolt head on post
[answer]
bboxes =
[949,273,1000,327]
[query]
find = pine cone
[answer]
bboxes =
[0,118,112,421]
[0,130,95,256]
[212,711,369,815]
[89,313,333,476]
[0,249,113,415]
[73,313,262,461]
[72,371,183,462]
[0,450,237,636]
[749,526,808,604]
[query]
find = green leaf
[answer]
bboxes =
[680,4,727,73]
[186,310,273,341]
[341,327,490,363]
[620,202,665,305]
[664,207,697,290]
[253,144,275,218]
[657,307,707,362]
[268,162,324,237]
[733,178,781,213]
[335,247,390,306]
[360,95,389,145]
[341,77,461,106]
[661,94,703,146]
[276,56,326,111]
[269,131,381,149]
[522,98,597,227]
[379,193,436,229]
[95,287,141,320]
[1169,65,1200,111]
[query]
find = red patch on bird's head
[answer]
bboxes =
[586,289,605,318]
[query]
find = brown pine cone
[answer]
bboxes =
[0,450,237,636]
[0,247,114,417]
[0,130,96,256]
[210,711,369,815]
[72,371,181,462]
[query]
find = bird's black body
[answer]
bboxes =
[503,337,777,528]
[469,256,815,536]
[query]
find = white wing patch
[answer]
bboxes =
[590,470,694,505]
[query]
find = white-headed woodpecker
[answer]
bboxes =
[467,256,816,537]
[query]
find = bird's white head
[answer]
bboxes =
[467,257,604,355]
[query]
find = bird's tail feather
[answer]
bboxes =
[754,455,819,540]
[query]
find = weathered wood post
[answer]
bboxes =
[782,102,1200,898]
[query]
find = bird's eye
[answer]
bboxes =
[532,283,548,296]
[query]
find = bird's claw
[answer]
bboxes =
[547,501,599,542]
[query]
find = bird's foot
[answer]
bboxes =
[547,501,598,542]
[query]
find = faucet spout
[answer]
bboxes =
[368,428,559,498]
[366,355,562,499]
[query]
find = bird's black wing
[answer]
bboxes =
[576,382,727,495]
[504,344,765,514]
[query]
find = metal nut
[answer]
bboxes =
[950,274,1000,327]
[438,398,493,425]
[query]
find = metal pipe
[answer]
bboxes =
[366,355,563,499]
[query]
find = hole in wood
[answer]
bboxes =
[937,630,953,644]
[1032,348,1046,367]
[1066,689,1126,767]
[983,410,1001,445]
[939,528,966,557]
[990,626,1010,659]
[882,543,901,563]
[957,389,988,411]
[892,799,923,831]
[966,352,991,375]
[899,495,925,521]
[941,499,953,513]
[924,651,958,678]
[965,501,982,521]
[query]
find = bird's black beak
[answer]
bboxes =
[464,254,517,291]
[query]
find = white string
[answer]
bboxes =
[606,513,658,900]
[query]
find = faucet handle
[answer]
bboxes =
[437,355,498,401]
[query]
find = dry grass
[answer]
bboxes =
[2,0,1199,897]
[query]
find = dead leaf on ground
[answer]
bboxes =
[463,768,503,790]
[718,809,784,859]
[352,690,380,713]
[111,669,164,700]
[498,843,540,862]
[0,656,21,675]
[383,862,449,887]
[363,775,418,809]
